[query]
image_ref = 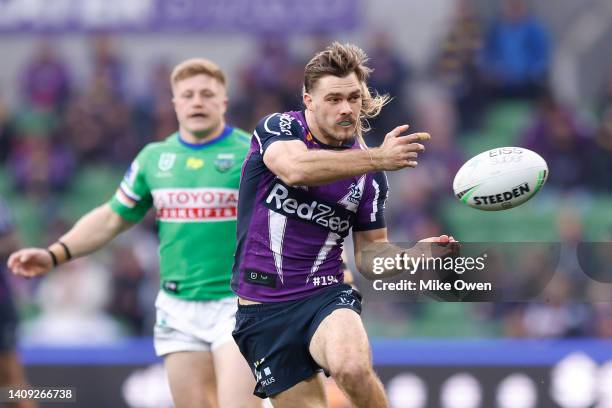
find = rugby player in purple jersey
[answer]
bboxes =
[231,42,457,407]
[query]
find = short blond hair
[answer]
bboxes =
[170,58,227,89]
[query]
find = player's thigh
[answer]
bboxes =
[164,351,217,408]
[270,373,327,408]
[309,308,372,374]
[212,340,259,408]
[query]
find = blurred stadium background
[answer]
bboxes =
[1,0,612,406]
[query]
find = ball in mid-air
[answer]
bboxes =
[453,147,548,211]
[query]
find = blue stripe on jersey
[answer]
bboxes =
[177,125,233,149]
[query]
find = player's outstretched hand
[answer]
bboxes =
[7,248,54,278]
[375,124,430,171]
[415,235,460,259]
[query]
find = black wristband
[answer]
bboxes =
[58,241,72,260]
[47,249,58,267]
[341,262,348,270]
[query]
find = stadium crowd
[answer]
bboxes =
[1,0,612,343]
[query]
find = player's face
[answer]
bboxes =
[173,74,228,139]
[304,73,362,145]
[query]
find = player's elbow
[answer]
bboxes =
[276,163,308,186]
[280,170,307,186]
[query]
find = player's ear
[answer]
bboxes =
[303,92,313,111]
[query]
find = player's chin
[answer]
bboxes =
[186,115,210,125]
[335,124,356,139]
[188,123,214,135]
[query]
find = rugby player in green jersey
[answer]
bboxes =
[8,58,259,408]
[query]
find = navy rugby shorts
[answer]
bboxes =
[232,283,362,398]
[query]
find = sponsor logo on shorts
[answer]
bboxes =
[254,358,275,387]
[336,295,357,307]
[335,289,362,310]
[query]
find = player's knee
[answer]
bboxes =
[330,359,371,387]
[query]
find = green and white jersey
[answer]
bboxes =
[109,126,250,301]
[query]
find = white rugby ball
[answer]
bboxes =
[453,147,548,211]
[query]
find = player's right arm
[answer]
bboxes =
[7,204,133,278]
[259,114,429,186]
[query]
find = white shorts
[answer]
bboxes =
[153,291,237,357]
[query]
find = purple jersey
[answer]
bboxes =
[232,111,388,302]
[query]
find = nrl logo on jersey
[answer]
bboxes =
[158,153,176,172]
[215,153,235,173]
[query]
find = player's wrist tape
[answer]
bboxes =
[58,241,72,261]
[46,249,58,267]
